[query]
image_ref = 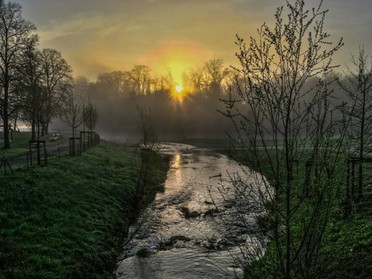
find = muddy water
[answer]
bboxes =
[116,143,268,279]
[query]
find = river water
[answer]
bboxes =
[116,143,268,279]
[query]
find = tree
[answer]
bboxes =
[0,1,36,148]
[38,48,73,135]
[61,91,83,138]
[184,59,230,96]
[83,101,98,131]
[222,0,344,277]
[339,48,372,200]
[204,59,230,95]
[136,105,158,150]
[184,66,208,93]
[130,65,152,95]
[96,71,131,98]
[16,35,44,140]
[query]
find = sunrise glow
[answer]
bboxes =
[140,41,212,87]
[169,83,186,103]
[175,85,183,93]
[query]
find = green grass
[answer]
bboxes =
[222,148,372,279]
[1,132,66,158]
[321,216,372,278]
[1,132,30,157]
[0,141,169,279]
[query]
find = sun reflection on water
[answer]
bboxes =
[164,152,183,194]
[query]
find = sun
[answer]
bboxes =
[171,84,186,102]
[138,41,212,102]
[175,85,183,93]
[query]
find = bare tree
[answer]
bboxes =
[16,35,44,140]
[61,92,83,138]
[339,48,372,200]
[96,71,132,98]
[83,101,98,131]
[184,66,208,93]
[130,65,152,95]
[38,48,73,136]
[0,1,36,148]
[204,59,230,95]
[184,59,230,95]
[222,0,345,277]
[136,105,158,150]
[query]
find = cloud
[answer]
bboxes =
[16,0,372,79]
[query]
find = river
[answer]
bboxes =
[115,143,268,279]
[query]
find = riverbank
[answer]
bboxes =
[222,148,372,279]
[177,140,371,278]
[0,141,169,279]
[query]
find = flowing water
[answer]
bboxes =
[116,143,268,279]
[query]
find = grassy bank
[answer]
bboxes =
[221,149,372,279]
[0,141,169,279]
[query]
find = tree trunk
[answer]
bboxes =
[41,121,49,136]
[13,110,18,131]
[45,122,49,135]
[31,121,36,141]
[358,162,363,199]
[3,115,10,148]
[358,90,365,200]
[3,80,10,149]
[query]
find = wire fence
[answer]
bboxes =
[345,157,372,214]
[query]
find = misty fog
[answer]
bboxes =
[49,67,353,143]
[50,63,237,142]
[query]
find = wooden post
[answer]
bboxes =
[351,160,355,200]
[43,141,47,164]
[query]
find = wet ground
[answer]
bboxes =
[116,143,268,279]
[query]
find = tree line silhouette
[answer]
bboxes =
[73,59,234,140]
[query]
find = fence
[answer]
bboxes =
[344,156,372,216]
[0,131,100,175]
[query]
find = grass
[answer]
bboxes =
[1,132,30,157]
[0,141,169,279]
[0,132,65,158]
[218,147,372,279]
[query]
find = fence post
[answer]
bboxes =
[26,152,29,170]
[351,160,356,200]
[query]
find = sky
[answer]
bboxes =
[14,0,372,82]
